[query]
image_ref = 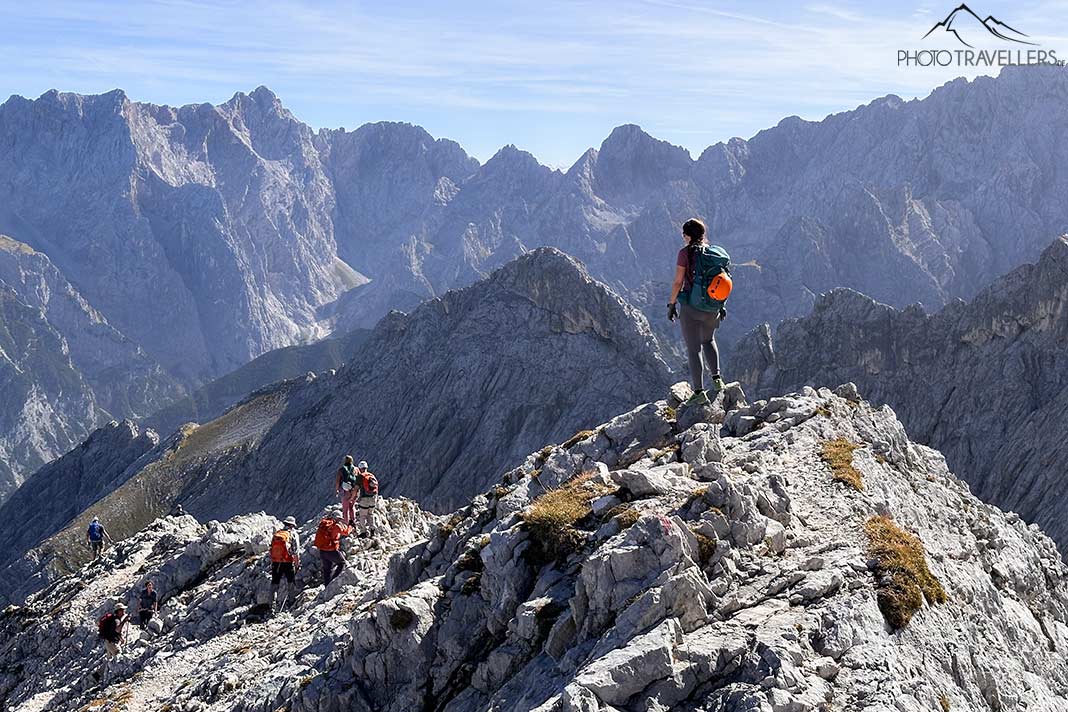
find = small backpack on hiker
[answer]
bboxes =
[360,471,379,497]
[314,517,337,550]
[339,462,359,492]
[98,612,118,641]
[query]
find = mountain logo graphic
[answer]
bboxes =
[923,4,1037,48]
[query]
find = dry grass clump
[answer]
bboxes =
[606,504,641,529]
[534,445,555,466]
[864,515,947,630]
[692,531,716,565]
[438,512,463,538]
[522,472,613,565]
[561,429,597,448]
[455,547,484,573]
[821,439,864,491]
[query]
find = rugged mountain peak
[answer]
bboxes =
[591,124,693,205]
[249,84,280,103]
[483,143,545,173]
[481,247,662,349]
[597,123,691,166]
[811,287,896,318]
[224,85,286,115]
[3,382,1067,710]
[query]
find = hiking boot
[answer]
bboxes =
[684,390,710,407]
[710,376,725,393]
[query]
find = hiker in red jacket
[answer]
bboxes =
[314,508,352,586]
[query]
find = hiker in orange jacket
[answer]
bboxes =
[314,508,352,586]
[268,516,300,613]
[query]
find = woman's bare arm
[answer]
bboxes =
[669,264,686,304]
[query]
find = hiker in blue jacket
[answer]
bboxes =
[86,517,114,560]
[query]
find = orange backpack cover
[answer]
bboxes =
[314,518,336,550]
[270,529,294,562]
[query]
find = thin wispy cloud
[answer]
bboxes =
[0,0,1061,166]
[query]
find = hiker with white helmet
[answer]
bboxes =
[268,516,301,613]
[85,516,114,560]
[355,460,379,538]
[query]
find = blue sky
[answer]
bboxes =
[3,0,1066,167]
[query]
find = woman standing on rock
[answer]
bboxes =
[667,218,732,405]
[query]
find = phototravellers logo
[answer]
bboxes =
[898,3,1063,67]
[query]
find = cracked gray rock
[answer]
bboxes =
[4,383,1068,711]
[731,235,1068,551]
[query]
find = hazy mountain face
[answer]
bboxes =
[4,64,1068,495]
[731,236,1068,549]
[0,236,178,497]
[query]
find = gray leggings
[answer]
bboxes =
[679,303,721,391]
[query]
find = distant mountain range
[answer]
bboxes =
[4,64,1068,497]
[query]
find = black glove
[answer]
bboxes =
[667,302,679,322]
[719,306,727,321]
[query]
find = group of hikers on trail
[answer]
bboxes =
[86,218,725,679]
[91,456,381,675]
[268,456,379,612]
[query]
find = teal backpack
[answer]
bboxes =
[683,244,732,312]
[340,463,359,489]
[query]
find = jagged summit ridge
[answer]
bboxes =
[3,381,1068,711]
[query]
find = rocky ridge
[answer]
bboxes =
[730,235,1068,549]
[0,249,673,604]
[2,381,1067,711]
